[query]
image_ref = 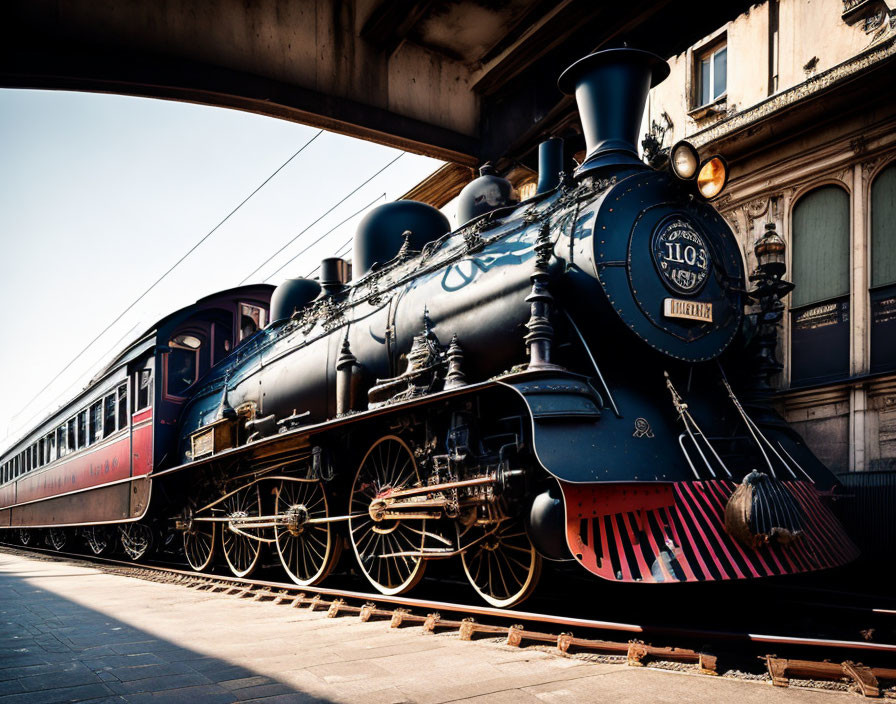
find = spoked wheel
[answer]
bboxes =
[349,435,426,596]
[119,522,153,560]
[221,484,263,578]
[275,480,340,586]
[82,526,114,555]
[18,529,32,547]
[459,517,542,608]
[46,528,67,551]
[182,506,216,572]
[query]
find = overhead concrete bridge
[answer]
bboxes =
[1,1,751,182]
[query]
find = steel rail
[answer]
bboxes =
[2,542,894,655]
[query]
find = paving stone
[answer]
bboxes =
[217,676,275,690]
[228,682,297,700]
[106,672,215,695]
[81,654,168,671]
[104,661,198,682]
[17,667,104,692]
[0,681,23,697]
[0,682,115,704]
[121,684,238,704]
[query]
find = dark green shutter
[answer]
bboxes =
[790,186,850,384]
[870,163,896,373]
[871,164,896,288]
[791,186,850,308]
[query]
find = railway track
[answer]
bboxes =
[3,542,895,698]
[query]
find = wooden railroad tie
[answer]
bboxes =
[764,656,896,697]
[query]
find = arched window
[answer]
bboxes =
[870,163,896,373]
[790,185,850,385]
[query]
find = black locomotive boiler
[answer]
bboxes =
[0,49,857,607]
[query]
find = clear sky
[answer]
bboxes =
[0,89,445,453]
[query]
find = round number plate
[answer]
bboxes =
[651,215,711,295]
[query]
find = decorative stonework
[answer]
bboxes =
[861,152,895,183]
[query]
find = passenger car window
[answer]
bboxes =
[104,394,116,437]
[78,410,88,449]
[90,401,103,443]
[117,384,128,428]
[67,418,77,452]
[136,369,152,410]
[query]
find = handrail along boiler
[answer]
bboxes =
[0,49,857,607]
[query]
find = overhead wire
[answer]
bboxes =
[240,152,405,285]
[10,129,324,430]
[305,236,355,279]
[7,322,143,439]
[268,192,385,282]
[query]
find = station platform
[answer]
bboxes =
[0,548,858,703]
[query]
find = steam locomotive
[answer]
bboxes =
[0,49,857,607]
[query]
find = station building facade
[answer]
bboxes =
[646,0,896,474]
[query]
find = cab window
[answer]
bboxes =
[167,337,200,397]
[239,303,266,340]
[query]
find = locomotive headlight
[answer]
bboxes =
[670,141,699,180]
[696,156,729,199]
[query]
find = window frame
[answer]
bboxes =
[163,341,200,400]
[103,393,117,438]
[687,26,729,115]
[787,182,853,387]
[136,368,153,412]
[698,43,727,107]
[238,302,267,342]
[117,383,128,429]
[868,159,896,374]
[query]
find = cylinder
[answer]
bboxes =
[320,257,350,295]
[536,138,564,194]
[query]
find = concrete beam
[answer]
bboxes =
[0,0,758,170]
[0,0,480,165]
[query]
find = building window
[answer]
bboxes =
[870,162,896,373]
[698,43,727,106]
[790,185,851,385]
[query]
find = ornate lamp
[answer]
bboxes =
[753,222,787,280]
[746,222,794,397]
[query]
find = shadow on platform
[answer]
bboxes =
[0,551,332,703]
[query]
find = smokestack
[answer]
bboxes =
[319,257,350,295]
[558,48,669,175]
